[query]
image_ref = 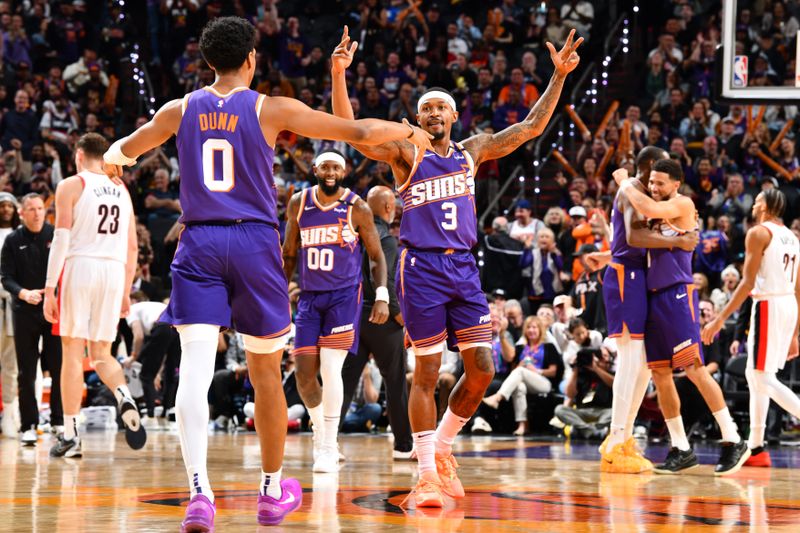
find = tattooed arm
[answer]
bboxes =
[463,30,583,167]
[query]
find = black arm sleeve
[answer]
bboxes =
[734,297,752,343]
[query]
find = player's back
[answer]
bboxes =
[297,186,362,291]
[68,170,133,263]
[610,191,646,268]
[646,218,695,292]
[176,87,277,225]
[753,221,800,299]
[398,142,477,252]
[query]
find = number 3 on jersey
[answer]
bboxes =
[441,201,457,230]
[203,138,235,192]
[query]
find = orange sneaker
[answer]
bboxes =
[600,442,647,474]
[623,437,654,472]
[744,447,771,467]
[435,454,465,498]
[402,473,445,508]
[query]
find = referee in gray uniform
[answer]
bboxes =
[340,186,412,459]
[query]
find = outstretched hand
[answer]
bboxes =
[701,318,723,345]
[547,29,583,76]
[331,26,358,75]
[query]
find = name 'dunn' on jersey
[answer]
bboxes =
[399,142,478,252]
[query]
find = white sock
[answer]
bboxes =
[260,468,282,499]
[625,341,650,440]
[64,414,79,440]
[608,336,633,448]
[712,407,740,444]
[665,416,690,451]
[113,385,132,404]
[413,430,436,475]
[434,408,469,456]
[319,348,347,450]
[308,404,325,441]
[175,324,219,503]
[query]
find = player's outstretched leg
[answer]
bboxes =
[246,336,302,526]
[650,368,699,475]
[89,340,146,450]
[406,350,446,508]
[50,336,84,458]
[684,363,749,475]
[745,368,800,467]
[434,346,494,498]
[175,325,218,533]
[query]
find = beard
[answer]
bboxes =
[317,177,341,196]
[431,129,446,141]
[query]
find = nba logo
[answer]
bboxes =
[733,55,748,88]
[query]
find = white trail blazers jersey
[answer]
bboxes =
[752,220,800,299]
[67,171,133,264]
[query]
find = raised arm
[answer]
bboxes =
[352,199,389,325]
[701,226,771,344]
[329,26,413,166]
[112,99,183,163]
[616,173,692,221]
[282,193,303,284]
[462,30,583,167]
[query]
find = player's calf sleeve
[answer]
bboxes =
[753,369,800,418]
[175,324,219,501]
[745,368,770,449]
[320,348,347,449]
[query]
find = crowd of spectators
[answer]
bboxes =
[1,1,799,443]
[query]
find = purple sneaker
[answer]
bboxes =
[181,494,215,532]
[257,478,303,526]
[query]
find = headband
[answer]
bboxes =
[417,90,457,113]
[314,151,346,169]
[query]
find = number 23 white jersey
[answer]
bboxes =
[752,221,800,299]
[67,170,133,264]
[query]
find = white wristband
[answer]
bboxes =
[375,286,390,303]
[104,139,137,167]
[619,180,633,192]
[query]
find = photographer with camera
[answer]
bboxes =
[554,344,614,439]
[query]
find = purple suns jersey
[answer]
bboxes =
[398,142,477,251]
[297,186,363,291]
[610,192,646,268]
[646,217,697,292]
[176,87,277,225]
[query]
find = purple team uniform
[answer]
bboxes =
[292,187,363,356]
[160,87,291,339]
[645,219,702,369]
[397,142,491,351]
[603,193,648,339]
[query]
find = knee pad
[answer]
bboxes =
[242,333,289,354]
[176,324,220,346]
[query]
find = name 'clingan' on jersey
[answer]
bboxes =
[297,186,363,291]
[398,142,477,251]
[176,87,277,225]
[68,170,133,263]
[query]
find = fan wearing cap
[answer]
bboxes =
[282,149,390,474]
[568,205,608,282]
[330,25,583,507]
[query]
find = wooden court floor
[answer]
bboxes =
[2,427,800,532]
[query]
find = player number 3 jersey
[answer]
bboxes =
[752,221,800,299]
[398,142,477,251]
[67,170,133,263]
[297,186,362,291]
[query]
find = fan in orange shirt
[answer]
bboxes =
[498,68,540,107]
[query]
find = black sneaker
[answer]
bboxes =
[653,447,699,474]
[50,436,82,458]
[119,397,147,450]
[715,440,750,476]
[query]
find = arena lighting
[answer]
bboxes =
[117,0,157,117]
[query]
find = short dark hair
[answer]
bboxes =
[636,145,668,171]
[199,17,257,73]
[423,86,454,98]
[652,158,684,182]
[75,132,109,160]
[568,317,587,333]
[761,188,786,218]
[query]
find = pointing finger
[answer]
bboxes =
[349,40,358,55]
[572,37,585,51]
[546,42,557,56]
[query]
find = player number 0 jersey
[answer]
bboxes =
[67,170,133,263]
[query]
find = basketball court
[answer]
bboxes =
[3,430,800,531]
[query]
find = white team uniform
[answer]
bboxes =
[58,171,133,342]
[747,221,800,373]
